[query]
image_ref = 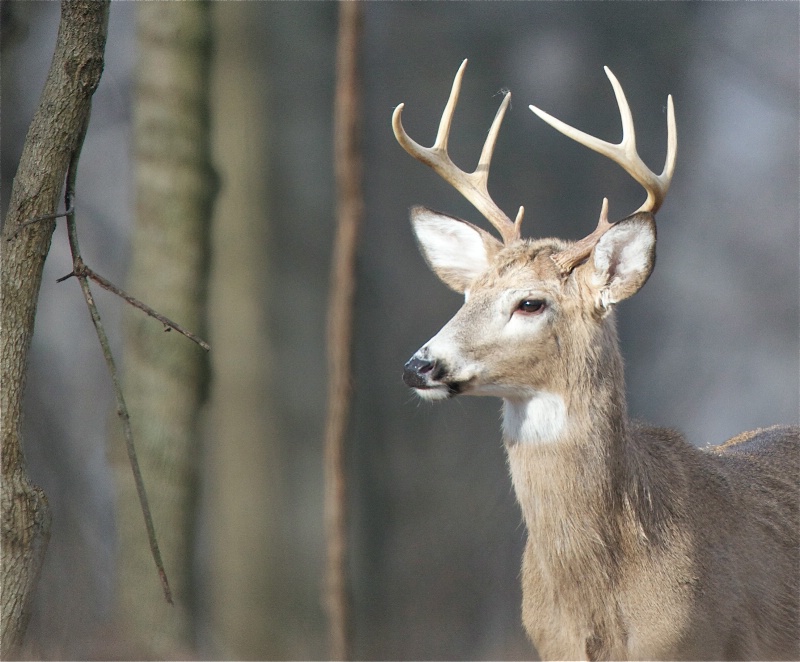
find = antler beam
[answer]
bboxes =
[530,66,677,215]
[393,59,523,244]
[530,67,677,272]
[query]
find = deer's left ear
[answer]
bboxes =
[586,212,656,312]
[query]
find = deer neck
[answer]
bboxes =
[503,314,627,444]
[502,318,633,556]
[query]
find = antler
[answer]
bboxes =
[551,197,613,273]
[530,67,677,272]
[393,59,523,244]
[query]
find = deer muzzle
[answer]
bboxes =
[403,355,443,389]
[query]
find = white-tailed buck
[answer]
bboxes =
[393,60,799,661]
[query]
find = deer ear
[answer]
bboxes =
[586,212,656,312]
[410,206,503,293]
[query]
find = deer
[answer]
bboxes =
[392,60,799,661]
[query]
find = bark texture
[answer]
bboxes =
[110,2,214,655]
[0,2,110,656]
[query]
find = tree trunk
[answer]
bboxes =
[324,3,364,659]
[0,1,109,656]
[110,2,214,656]
[203,3,281,657]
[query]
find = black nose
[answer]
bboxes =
[403,356,439,388]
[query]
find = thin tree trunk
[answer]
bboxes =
[0,1,110,656]
[325,3,364,659]
[205,3,280,657]
[110,2,214,655]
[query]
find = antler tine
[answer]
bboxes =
[530,66,677,215]
[551,198,613,272]
[431,58,466,153]
[393,59,522,244]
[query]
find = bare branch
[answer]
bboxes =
[57,265,211,352]
[5,208,74,240]
[61,114,174,605]
[73,265,174,605]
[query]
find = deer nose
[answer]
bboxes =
[403,356,441,388]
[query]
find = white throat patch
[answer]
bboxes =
[502,393,567,445]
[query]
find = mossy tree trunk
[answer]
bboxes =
[110,2,214,656]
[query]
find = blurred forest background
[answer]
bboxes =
[2,2,798,660]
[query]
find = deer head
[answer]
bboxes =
[395,61,676,431]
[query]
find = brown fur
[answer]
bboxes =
[407,213,799,660]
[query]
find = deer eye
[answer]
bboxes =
[516,299,546,315]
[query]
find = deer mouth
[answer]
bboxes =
[410,381,464,401]
[403,355,468,398]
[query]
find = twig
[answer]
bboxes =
[73,264,174,605]
[57,265,211,351]
[324,2,363,660]
[5,207,73,240]
[62,114,174,605]
[10,149,211,353]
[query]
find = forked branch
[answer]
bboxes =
[57,265,211,351]
[60,114,174,605]
[393,59,523,244]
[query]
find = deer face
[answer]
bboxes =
[403,206,657,404]
[395,61,670,426]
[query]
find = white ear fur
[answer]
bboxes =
[589,213,656,311]
[410,207,501,293]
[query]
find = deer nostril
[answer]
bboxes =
[403,356,440,388]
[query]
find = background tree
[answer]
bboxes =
[202,2,283,657]
[109,1,214,657]
[325,3,364,659]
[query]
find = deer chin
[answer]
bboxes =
[413,380,466,401]
[412,385,453,401]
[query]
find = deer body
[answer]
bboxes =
[394,62,799,660]
[511,422,798,660]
